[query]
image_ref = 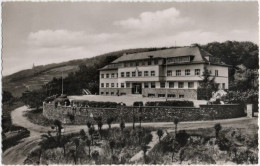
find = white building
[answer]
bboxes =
[99,46,230,99]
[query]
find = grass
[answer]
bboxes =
[24,109,54,126]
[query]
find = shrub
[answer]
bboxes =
[133,101,144,107]
[71,100,120,108]
[145,101,194,107]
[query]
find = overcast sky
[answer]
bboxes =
[2,1,258,76]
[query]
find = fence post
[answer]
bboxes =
[246,104,253,118]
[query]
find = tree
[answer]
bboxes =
[86,139,91,157]
[138,115,143,127]
[141,145,150,164]
[53,120,62,144]
[73,138,80,164]
[91,150,99,164]
[106,117,114,130]
[157,129,164,142]
[79,129,87,140]
[87,122,92,129]
[2,91,14,103]
[21,89,46,110]
[97,121,103,139]
[198,67,218,100]
[214,123,222,139]
[120,121,125,132]
[173,118,179,137]
[89,126,95,145]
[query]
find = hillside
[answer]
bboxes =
[3,41,258,97]
[3,47,169,97]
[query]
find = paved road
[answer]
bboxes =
[2,106,257,165]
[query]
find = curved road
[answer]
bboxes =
[2,106,257,165]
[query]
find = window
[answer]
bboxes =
[132,71,136,77]
[195,69,200,75]
[121,72,125,77]
[215,70,219,76]
[222,83,225,89]
[148,61,152,66]
[168,94,176,98]
[178,82,184,88]
[111,83,115,88]
[111,73,114,78]
[179,94,184,98]
[185,69,190,76]
[167,70,172,76]
[154,59,158,65]
[142,61,145,66]
[144,83,149,88]
[101,83,104,87]
[101,74,104,78]
[138,71,142,77]
[101,92,104,95]
[158,94,165,98]
[169,82,174,88]
[188,82,194,88]
[148,94,155,97]
[126,83,130,88]
[111,92,114,95]
[126,72,130,77]
[151,71,155,76]
[106,92,109,95]
[136,62,139,66]
[106,74,109,78]
[176,70,181,76]
[151,82,156,88]
[116,73,118,78]
[106,83,109,88]
[130,62,134,67]
[121,83,125,88]
[144,71,149,76]
[160,82,165,88]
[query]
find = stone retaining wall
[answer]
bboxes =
[43,103,245,124]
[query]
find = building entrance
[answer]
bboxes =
[132,83,142,94]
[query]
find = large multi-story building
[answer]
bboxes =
[99,46,230,99]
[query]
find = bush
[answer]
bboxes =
[71,100,121,108]
[3,127,30,151]
[145,101,194,107]
[133,101,144,107]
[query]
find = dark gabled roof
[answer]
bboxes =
[112,46,205,63]
[99,46,230,70]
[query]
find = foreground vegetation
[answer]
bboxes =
[24,119,155,165]
[148,125,258,164]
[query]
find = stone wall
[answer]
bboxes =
[43,102,245,124]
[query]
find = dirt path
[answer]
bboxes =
[2,106,257,165]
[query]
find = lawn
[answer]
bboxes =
[68,95,207,107]
[24,109,54,126]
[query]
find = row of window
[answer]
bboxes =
[100,91,185,98]
[101,73,118,79]
[123,59,159,68]
[101,82,194,88]
[102,69,219,78]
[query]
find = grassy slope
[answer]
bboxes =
[3,47,167,97]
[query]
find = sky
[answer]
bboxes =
[2,1,259,76]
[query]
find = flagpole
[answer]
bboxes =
[166,57,168,101]
[62,71,64,95]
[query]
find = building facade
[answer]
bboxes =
[99,46,230,99]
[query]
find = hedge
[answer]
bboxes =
[133,101,144,107]
[71,100,124,108]
[3,126,30,151]
[145,101,194,107]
